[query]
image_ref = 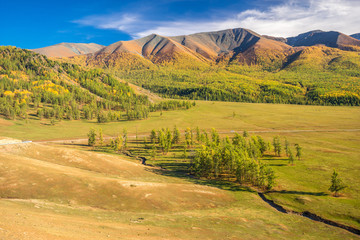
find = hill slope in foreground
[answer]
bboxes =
[0,140,357,239]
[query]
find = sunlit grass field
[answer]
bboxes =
[0,101,359,140]
[0,101,359,238]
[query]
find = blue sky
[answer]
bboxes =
[1,0,359,49]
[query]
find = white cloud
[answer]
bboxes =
[74,0,360,38]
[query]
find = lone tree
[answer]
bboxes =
[172,126,181,144]
[185,127,192,148]
[98,128,104,146]
[150,129,157,143]
[295,144,302,160]
[288,149,295,165]
[272,136,282,156]
[195,126,201,142]
[182,144,188,159]
[284,138,290,157]
[150,144,157,160]
[114,134,123,152]
[243,130,249,138]
[329,169,347,197]
[266,168,276,191]
[88,128,97,146]
[123,128,128,149]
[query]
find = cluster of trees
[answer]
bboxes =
[149,100,196,111]
[87,126,346,197]
[147,127,279,190]
[0,97,28,120]
[88,127,128,151]
[149,126,181,155]
[191,131,276,190]
[0,47,195,121]
[274,137,302,165]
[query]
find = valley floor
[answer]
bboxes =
[0,141,358,239]
[0,101,359,239]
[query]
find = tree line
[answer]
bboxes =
[87,126,347,196]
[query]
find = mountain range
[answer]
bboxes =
[30,29,360,67]
[32,42,104,58]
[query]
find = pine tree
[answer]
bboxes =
[182,144,188,159]
[164,128,172,154]
[211,128,220,145]
[243,130,249,138]
[98,128,104,146]
[288,149,295,165]
[196,126,201,142]
[87,128,96,146]
[150,129,157,143]
[257,136,267,156]
[329,169,347,197]
[151,144,157,160]
[266,168,276,191]
[158,130,166,153]
[190,129,194,146]
[114,134,123,152]
[272,136,282,156]
[185,127,191,148]
[284,139,290,157]
[295,143,302,160]
[202,130,209,144]
[123,128,128,149]
[110,138,115,149]
[172,125,180,144]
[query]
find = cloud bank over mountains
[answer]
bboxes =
[74,0,360,38]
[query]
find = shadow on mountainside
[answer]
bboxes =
[145,164,254,193]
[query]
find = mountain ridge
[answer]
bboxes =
[285,30,360,49]
[30,28,360,71]
[83,28,297,68]
[351,33,360,40]
[31,42,104,58]
[85,28,360,68]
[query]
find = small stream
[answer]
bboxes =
[258,193,360,236]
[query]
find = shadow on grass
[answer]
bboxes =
[272,190,328,196]
[60,143,88,147]
[145,163,254,193]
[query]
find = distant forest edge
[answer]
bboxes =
[0,46,194,121]
[110,48,360,106]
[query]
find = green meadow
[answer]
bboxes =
[1,101,359,232]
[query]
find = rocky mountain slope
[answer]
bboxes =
[286,30,360,50]
[84,28,296,68]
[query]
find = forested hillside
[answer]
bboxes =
[0,46,193,121]
[70,28,360,106]
[110,45,360,106]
